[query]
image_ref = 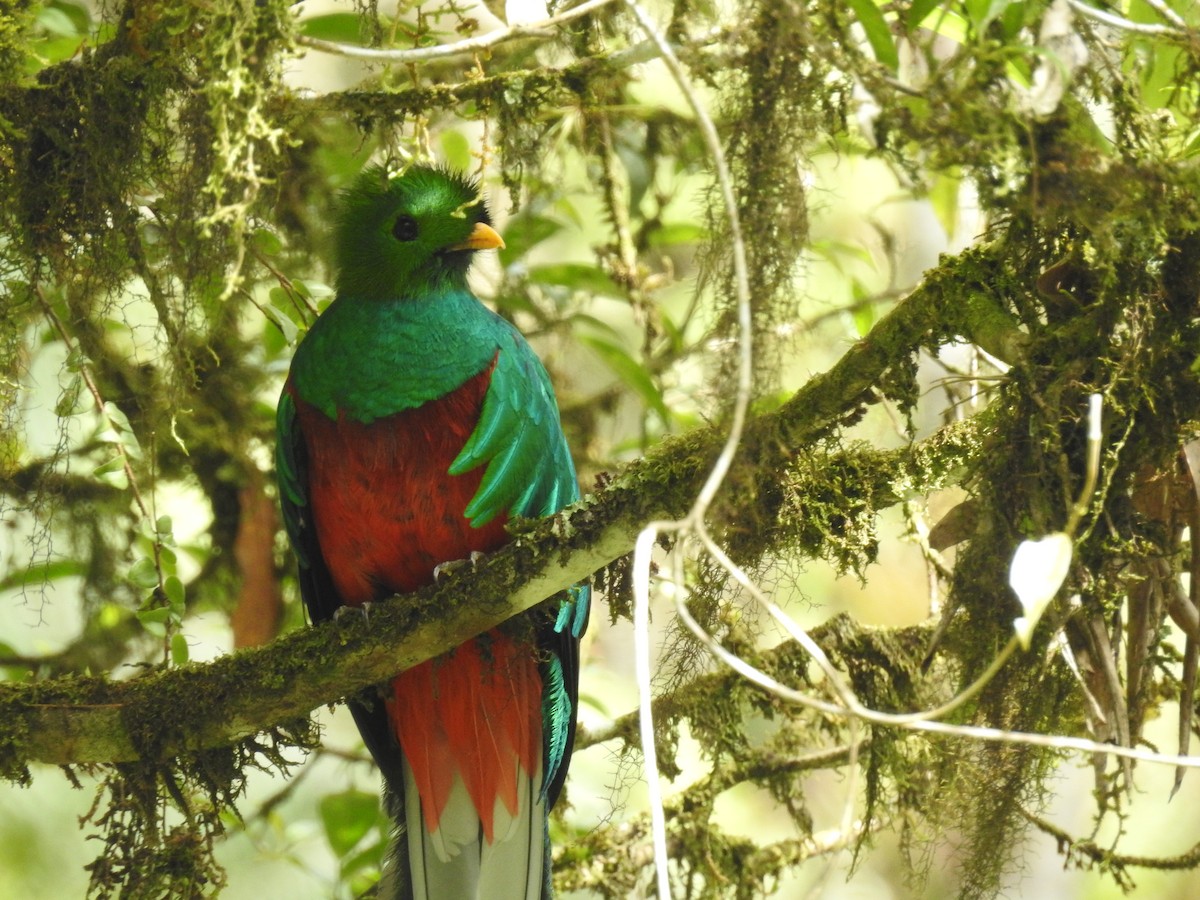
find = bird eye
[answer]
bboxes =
[392,215,419,242]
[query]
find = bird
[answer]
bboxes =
[275,163,588,900]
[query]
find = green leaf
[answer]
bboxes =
[341,836,387,883]
[845,0,898,72]
[440,130,472,171]
[97,403,142,458]
[262,301,300,345]
[527,263,622,297]
[569,312,625,342]
[552,196,583,229]
[170,632,190,666]
[963,0,1014,33]
[810,238,875,274]
[300,12,364,43]
[47,0,92,33]
[92,456,128,489]
[36,6,79,38]
[137,606,171,636]
[251,228,283,256]
[657,309,686,354]
[998,1,1027,39]
[164,576,185,615]
[128,557,160,590]
[292,279,313,301]
[101,401,133,435]
[64,348,89,372]
[320,790,381,859]
[909,5,968,44]
[309,281,335,301]
[579,335,671,424]
[498,214,562,267]
[850,283,877,337]
[155,516,174,539]
[929,169,961,241]
[54,375,84,417]
[907,0,944,28]
[647,222,707,248]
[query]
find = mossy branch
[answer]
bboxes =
[0,254,996,772]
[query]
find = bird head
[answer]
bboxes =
[333,164,504,300]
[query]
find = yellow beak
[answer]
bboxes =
[447,222,505,252]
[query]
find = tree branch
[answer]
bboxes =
[0,254,1000,771]
[297,0,620,63]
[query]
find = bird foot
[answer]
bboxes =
[433,551,486,583]
[333,602,373,625]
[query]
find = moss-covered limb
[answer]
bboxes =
[4,212,1008,769]
[0,499,634,769]
[688,247,1016,573]
[4,220,1011,773]
[0,388,981,773]
[768,249,1017,454]
[1021,806,1200,881]
[900,220,1200,895]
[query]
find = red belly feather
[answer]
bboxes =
[293,365,508,603]
[291,363,542,841]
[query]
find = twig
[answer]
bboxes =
[1065,0,1185,36]
[35,289,151,522]
[1064,393,1102,534]
[1021,805,1200,873]
[250,245,320,322]
[1142,0,1188,30]
[296,0,618,63]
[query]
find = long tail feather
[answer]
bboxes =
[384,633,550,899]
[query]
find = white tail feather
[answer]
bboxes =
[402,755,545,900]
[482,766,544,900]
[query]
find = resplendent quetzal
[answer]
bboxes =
[275,164,588,900]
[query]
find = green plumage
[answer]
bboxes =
[283,281,576,527]
[276,163,588,900]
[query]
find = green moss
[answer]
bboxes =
[0,0,39,84]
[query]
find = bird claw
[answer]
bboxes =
[333,602,373,625]
[433,551,486,583]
